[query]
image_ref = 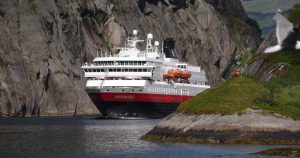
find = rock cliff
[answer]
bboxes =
[142,110,300,144]
[0,0,261,116]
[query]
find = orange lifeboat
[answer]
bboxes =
[181,70,191,79]
[164,69,182,79]
[171,69,182,78]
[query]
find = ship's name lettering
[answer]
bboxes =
[115,95,134,99]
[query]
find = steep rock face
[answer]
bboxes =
[0,0,101,116]
[204,0,247,18]
[111,0,261,84]
[0,0,261,116]
[244,30,292,81]
[256,29,277,54]
[244,30,276,79]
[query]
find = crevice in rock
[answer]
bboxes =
[20,103,26,117]
[31,98,38,117]
[147,0,160,5]
[73,93,79,116]
[6,101,11,116]
[161,0,169,6]
[44,19,54,36]
[138,0,146,13]
[59,12,69,20]
[0,9,5,18]
[189,0,195,5]
[138,0,159,15]
[214,58,221,69]
[36,71,40,80]
[44,68,50,92]
[79,8,108,24]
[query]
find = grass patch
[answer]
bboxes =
[178,51,300,120]
[177,77,267,115]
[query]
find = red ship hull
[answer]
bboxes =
[88,92,193,118]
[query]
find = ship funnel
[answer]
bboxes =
[147,33,153,39]
[163,38,177,58]
[133,30,138,35]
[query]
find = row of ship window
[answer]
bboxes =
[94,61,147,66]
[84,68,153,72]
[148,87,179,94]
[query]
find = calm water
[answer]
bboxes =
[0,117,295,158]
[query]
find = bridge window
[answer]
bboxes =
[178,65,187,69]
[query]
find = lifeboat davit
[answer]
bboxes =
[181,70,191,79]
[163,74,172,80]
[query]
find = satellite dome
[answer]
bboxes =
[147,33,153,39]
[133,30,138,35]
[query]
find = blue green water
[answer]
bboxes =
[0,117,294,158]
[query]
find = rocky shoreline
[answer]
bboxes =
[142,109,300,144]
[255,148,300,157]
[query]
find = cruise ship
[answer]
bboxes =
[81,30,210,118]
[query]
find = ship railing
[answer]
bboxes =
[82,63,95,67]
[93,62,152,66]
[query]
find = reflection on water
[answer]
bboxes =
[0,117,295,158]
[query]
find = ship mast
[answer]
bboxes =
[146,33,153,58]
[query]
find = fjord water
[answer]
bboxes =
[0,118,293,158]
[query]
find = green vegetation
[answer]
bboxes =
[288,3,300,29]
[178,51,300,120]
[222,15,260,78]
[177,77,267,115]
[256,148,300,157]
[253,51,300,120]
[178,4,300,119]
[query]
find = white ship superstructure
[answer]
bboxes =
[81,30,210,118]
